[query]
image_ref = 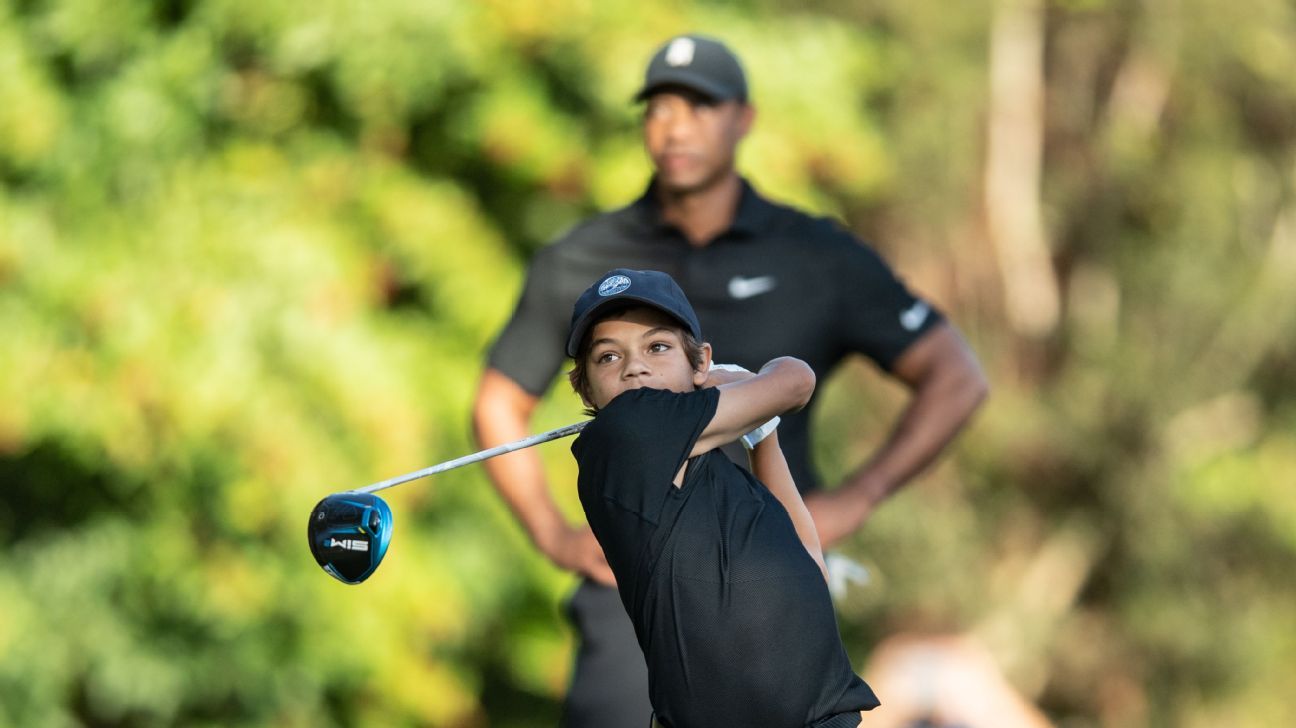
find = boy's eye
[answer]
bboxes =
[649,342,671,353]
[595,351,619,364]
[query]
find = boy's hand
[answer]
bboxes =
[692,356,815,458]
[703,362,756,388]
[741,416,780,449]
[707,362,783,449]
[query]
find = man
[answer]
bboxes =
[473,34,988,727]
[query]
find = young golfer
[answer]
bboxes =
[567,268,880,728]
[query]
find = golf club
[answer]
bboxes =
[308,420,589,584]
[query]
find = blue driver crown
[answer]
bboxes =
[307,492,394,585]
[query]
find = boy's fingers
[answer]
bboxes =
[703,363,755,389]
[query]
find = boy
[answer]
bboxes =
[567,269,880,728]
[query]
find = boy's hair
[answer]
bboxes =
[568,306,707,413]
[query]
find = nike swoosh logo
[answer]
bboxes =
[728,275,777,300]
[899,301,930,331]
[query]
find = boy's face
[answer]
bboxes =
[582,307,711,410]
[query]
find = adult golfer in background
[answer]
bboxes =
[473,34,988,727]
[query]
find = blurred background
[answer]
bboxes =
[2,0,1294,725]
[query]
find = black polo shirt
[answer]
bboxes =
[572,386,880,727]
[489,178,943,492]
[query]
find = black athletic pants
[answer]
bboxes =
[560,579,653,728]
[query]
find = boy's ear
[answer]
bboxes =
[692,343,713,388]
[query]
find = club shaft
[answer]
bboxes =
[353,420,590,495]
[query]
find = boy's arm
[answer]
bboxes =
[690,357,815,458]
[748,431,828,581]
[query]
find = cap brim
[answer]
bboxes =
[566,295,698,358]
[633,72,737,103]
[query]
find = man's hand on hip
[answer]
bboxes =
[803,484,879,548]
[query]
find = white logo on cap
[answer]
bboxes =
[665,37,696,67]
[598,275,632,296]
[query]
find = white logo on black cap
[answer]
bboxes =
[598,275,632,296]
[665,37,695,67]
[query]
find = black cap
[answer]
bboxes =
[567,269,703,358]
[634,34,748,103]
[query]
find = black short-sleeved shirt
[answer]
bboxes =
[489,178,943,492]
[572,387,880,727]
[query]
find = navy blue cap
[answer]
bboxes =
[567,269,703,358]
[635,34,748,103]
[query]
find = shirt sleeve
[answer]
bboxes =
[832,232,945,371]
[574,387,720,521]
[485,247,570,396]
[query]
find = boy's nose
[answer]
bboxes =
[623,354,651,378]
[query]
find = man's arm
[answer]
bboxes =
[473,368,615,585]
[748,431,828,580]
[805,321,989,547]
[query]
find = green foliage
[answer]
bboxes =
[2,0,1294,725]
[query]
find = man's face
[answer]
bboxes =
[582,307,710,410]
[642,89,753,195]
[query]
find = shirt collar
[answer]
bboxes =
[626,176,773,240]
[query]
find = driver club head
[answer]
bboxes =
[307,492,393,584]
